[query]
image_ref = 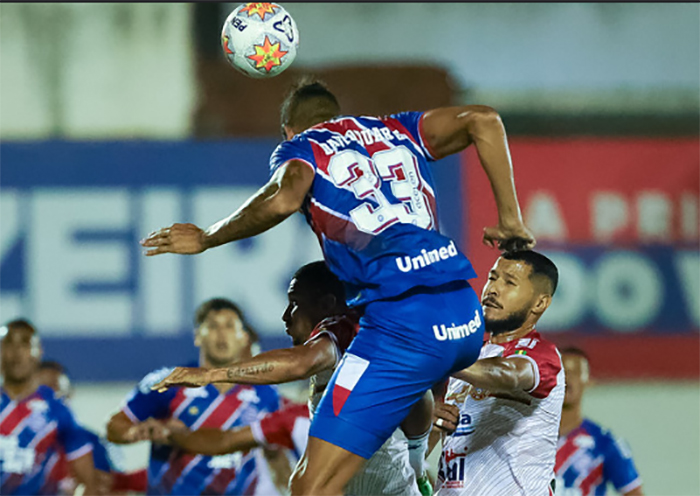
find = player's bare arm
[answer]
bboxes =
[421,106,535,251]
[106,411,176,444]
[68,450,98,496]
[451,356,536,392]
[170,425,259,456]
[152,335,335,392]
[141,160,314,256]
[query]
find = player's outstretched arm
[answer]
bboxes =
[421,106,535,252]
[141,160,314,256]
[152,336,335,392]
[451,356,536,393]
[69,451,99,496]
[170,426,259,456]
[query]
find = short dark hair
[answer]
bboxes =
[194,298,258,343]
[502,250,559,296]
[559,347,590,362]
[39,360,69,377]
[2,319,37,336]
[280,77,340,137]
[292,261,346,304]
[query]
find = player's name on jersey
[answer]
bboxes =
[433,310,481,342]
[396,240,459,273]
[317,127,412,155]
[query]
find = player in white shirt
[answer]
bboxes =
[431,250,564,496]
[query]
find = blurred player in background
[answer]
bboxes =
[556,348,644,496]
[431,251,564,496]
[154,261,432,496]
[141,78,535,495]
[106,298,285,495]
[36,360,115,495]
[0,320,97,496]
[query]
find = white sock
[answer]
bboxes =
[407,430,430,479]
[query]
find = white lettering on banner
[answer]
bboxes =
[525,191,567,241]
[139,189,185,335]
[192,189,322,332]
[594,252,663,331]
[433,310,481,342]
[592,192,629,241]
[676,252,700,327]
[396,240,459,273]
[638,191,672,241]
[29,190,132,334]
[681,194,699,240]
[0,189,24,319]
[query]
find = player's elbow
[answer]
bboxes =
[463,105,503,134]
[288,359,315,380]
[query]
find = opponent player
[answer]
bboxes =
[556,348,643,495]
[431,250,564,496]
[0,320,97,496]
[153,261,432,496]
[106,298,283,495]
[141,78,535,494]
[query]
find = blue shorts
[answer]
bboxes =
[308,280,484,459]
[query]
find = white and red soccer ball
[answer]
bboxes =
[221,3,299,79]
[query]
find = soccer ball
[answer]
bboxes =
[221,3,299,79]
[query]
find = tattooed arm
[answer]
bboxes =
[153,336,336,392]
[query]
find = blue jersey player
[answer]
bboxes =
[556,348,643,496]
[142,79,536,495]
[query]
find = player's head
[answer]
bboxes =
[481,250,558,335]
[560,347,591,409]
[194,298,258,367]
[0,319,42,384]
[280,77,340,139]
[283,261,347,345]
[37,360,73,401]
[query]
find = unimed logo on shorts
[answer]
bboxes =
[432,310,482,342]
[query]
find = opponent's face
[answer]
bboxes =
[195,309,250,367]
[562,354,589,409]
[282,278,324,346]
[37,368,72,401]
[0,326,41,383]
[481,258,537,335]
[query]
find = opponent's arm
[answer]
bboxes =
[451,356,536,393]
[141,160,314,256]
[421,106,535,251]
[170,426,259,456]
[152,336,336,391]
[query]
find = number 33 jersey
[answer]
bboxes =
[269,112,477,306]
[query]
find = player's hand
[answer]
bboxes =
[151,367,212,393]
[123,418,170,443]
[433,401,460,433]
[141,223,207,256]
[482,221,536,252]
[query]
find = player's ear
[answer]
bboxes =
[194,327,202,347]
[531,293,551,317]
[318,293,336,313]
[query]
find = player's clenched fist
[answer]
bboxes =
[483,220,536,252]
[141,223,207,256]
[152,367,213,393]
[433,401,460,433]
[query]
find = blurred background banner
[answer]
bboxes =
[0,140,461,381]
[464,138,700,379]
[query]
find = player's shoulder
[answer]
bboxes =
[507,330,561,358]
[312,313,359,340]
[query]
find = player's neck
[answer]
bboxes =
[1,375,39,401]
[559,407,584,437]
[488,324,536,344]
